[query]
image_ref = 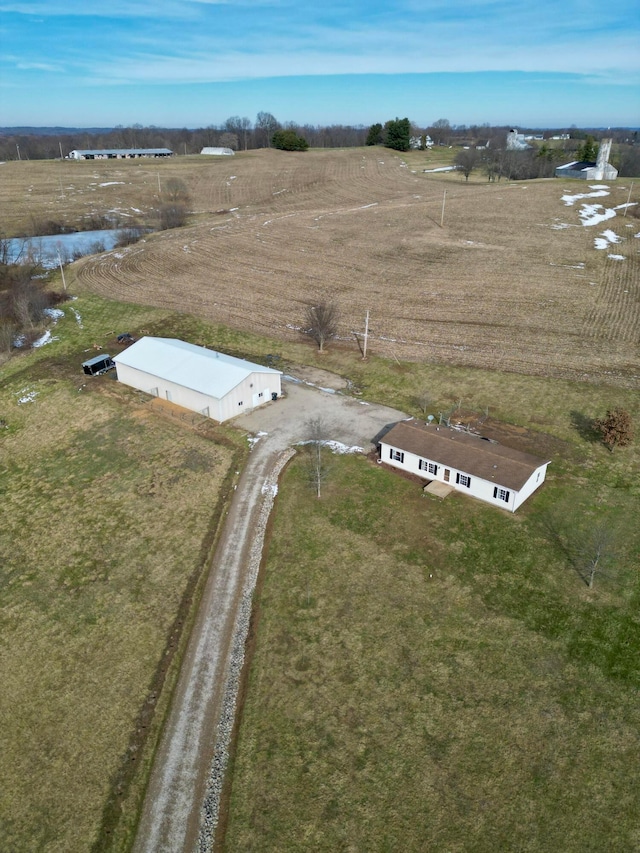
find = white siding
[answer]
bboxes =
[114,362,281,422]
[379,440,548,512]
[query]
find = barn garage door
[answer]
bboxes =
[252,388,269,408]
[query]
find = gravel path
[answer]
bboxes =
[132,373,408,853]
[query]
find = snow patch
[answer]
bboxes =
[298,439,364,455]
[17,387,38,404]
[561,189,609,206]
[578,204,616,227]
[607,254,625,260]
[247,431,268,449]
[44,307,64,321]
[32,330,59,348]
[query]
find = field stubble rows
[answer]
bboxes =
[53,148,640,388]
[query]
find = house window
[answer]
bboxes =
[390,449,404,462]
[456,473,471,488]
[493,486,510,502]
[419,460,438,475]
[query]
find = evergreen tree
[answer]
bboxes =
[271,129,309,151]
[383,117,411,152]
[365,123,383,146]
[577,135,599,162]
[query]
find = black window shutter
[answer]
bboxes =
[493,486,498,498]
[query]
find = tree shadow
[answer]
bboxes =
[536,508,590,586]
[569,410,600,444]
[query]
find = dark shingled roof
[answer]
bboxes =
[381,420,549,491]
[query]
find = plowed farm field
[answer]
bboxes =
[6,149,640,387]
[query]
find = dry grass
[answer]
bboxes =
[0,359,241,851]
[1,149,635,387]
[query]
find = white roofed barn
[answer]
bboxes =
[113,337,282,422]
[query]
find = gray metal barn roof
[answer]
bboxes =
[113,337,281,398]
[68,148,173,156]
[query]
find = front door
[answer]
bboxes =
[443,468,450,482]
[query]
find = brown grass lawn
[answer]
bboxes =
[1,148,636,387]
[0,342,242,851]
[224,450,640,853]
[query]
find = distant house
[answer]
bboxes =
[200,147,235,156]
[409,135,434,150]
[67,148,173,160]
[555,139,618,180]
[113,337,282,422]
[379,420,549,512]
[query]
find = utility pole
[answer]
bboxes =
[16,144,21,161]
[59,141,64,160]
[624,182,634,217]
[362,309,370,359]
[57,250,67,291]
[440,189,447,227]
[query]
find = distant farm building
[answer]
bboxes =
[506,129,531,151]
[555,138,618,180]
[113,337,282,422]
[67,148,173,160]
[379,419,549,512]
[200,147,235,156]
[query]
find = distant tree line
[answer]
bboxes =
[1,115,637,175]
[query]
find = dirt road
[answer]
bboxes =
[133,371,408,853]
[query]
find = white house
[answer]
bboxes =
[113,337,282,422]
[379,420,549,512]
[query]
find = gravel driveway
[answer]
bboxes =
[133,373,408,853]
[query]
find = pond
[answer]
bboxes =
[5,229,129,268]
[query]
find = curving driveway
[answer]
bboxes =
[133,372,408,853]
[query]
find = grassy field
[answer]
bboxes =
[0,298,249,852]
[224,425,640,852]
[1,146,639,851]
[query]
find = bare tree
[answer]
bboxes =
[594,409,633,451]
[304,300,339,353]
[164,178,190,203]
[539,507,622,589]
[255,111,280,148]
[304,417,331,499]
[414,389,433,418]
[580,522,617,589]
[455,148,478,181]
[219,132,239,151]
[0,319,16,353]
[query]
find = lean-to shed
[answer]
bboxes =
[113,337,282,422]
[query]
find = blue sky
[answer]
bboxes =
[1,0,638,129]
